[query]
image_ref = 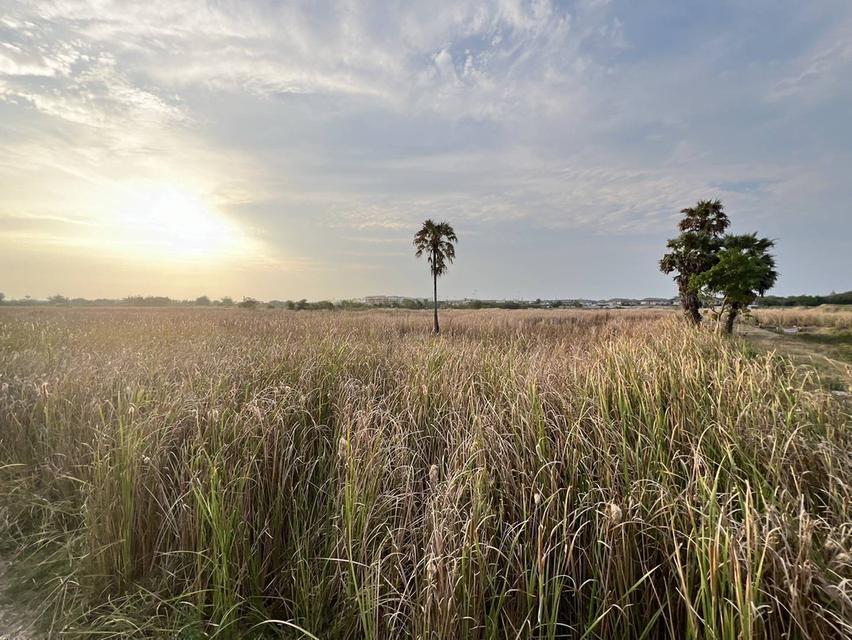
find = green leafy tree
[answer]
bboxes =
[195,295,211,306]
[692,233,778,334]
[660,199,730,325]
[414,219,457,334]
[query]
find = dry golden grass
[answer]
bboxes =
[0,308,850,639]
[751,306,852,330]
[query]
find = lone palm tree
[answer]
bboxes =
[414,219,457,334]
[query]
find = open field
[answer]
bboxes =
[751,306,852,330]
[1,308,850,639]
[744,307,852,389]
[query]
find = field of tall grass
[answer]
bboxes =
[751,306,852,330]
[1,308,850,639]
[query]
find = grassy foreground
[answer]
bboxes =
[1,308,850,639]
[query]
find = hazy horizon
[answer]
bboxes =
[4,289,851,304]
[2,1,851,302]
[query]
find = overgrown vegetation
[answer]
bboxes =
[752,307,852,330]
[1,308,850,639]
[793,331,852,364]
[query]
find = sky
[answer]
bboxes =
[1,0,851,301]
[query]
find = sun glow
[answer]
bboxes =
[112,185,253,263]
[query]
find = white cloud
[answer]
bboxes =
[0,43,65,76]
[3,0,612,122]
[773,39,852,99]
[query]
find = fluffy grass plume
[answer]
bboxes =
[1,308,850,638]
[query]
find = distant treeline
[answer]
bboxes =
[0,294,414,310]
[0,295,575,310]
[2,292,848,309]
[756,290,852,307]
[0,295,350,310]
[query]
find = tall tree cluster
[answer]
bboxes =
[408,202,775,336]
[660,200,777,333]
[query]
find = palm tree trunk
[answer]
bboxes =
[679,281,701,326]
[433,271,439,334]
[724,304,739,334]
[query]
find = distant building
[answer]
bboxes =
[606,298,639,307]
[363,295,408,306]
